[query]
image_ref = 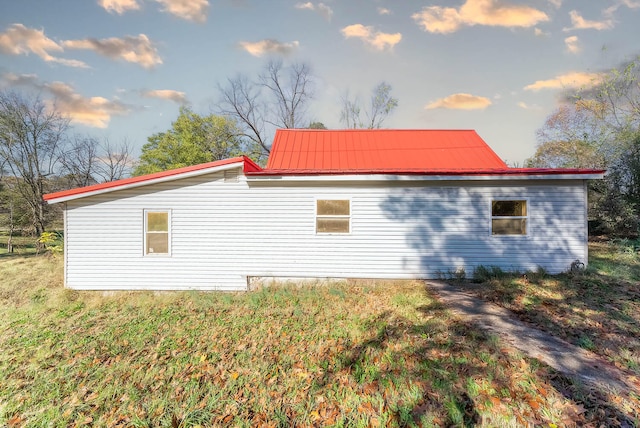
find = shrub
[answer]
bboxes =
[37,231,63,256]
[472,265,506,283]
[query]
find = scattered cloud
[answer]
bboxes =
[564,35,580,54]
[425,93,492,110]
[523,71,602,91]
[377,7,391,15]
[620,0,640,8]
[154,0,209,23]
[563,10,613,31]
[238,39,299,57]
[97,0,208,21]
[294,2,333,21]
[517,101,542,110]
[534,27,549,36]
[533,27,551,37]
[140,89,188,104]
[604,0,640,17]
[98,0,141,14]
[2,72,129,127]
[63,34,162,69]
[412,0,549,34]
[341,24,402,51]
[1,72,40,87]
[0,23,88,68]
[548,0,562,8]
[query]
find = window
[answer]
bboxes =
[491,200,527,235]
[145,210,170,255]
[316,199,350,234]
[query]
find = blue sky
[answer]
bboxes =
[1,0,639,164]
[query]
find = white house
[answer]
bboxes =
[44,129,604,291]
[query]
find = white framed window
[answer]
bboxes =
[491,200,527,235]
[144,210,171,255]
[316,199,350,234]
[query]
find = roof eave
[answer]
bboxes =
[246,169,605,182]
[45,157,253,204]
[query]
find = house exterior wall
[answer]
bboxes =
[63,171,589,290]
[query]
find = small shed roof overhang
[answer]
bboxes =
[44,156,261,204]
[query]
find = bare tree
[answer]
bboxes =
[96,139,134,182]
[59,136,133,187]
[261,60,313,129]
[573,56,640,133]
[218,74,269,154]
[340,82,398,129]
[60,135,100,188]
[0,91,69,237]
[216,60,314,154]
[340,90,361,129]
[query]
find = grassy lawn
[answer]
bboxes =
[1,246,639,427]
[0,234,38,256]
[466,240,640,379]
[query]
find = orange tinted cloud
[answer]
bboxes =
[141,89,188,104]
[98,0,141,14]
[155,0,209,23]
[63,34,162,69]
[425,93,492,110]
[523,71,602,91]
[3,73,129,127]
[238,39,300,57]
[412,0,549,34]
[341,24,401,51]
[0,24,87,68]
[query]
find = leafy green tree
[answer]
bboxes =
[308,121,327,129]
[134,107,262,176]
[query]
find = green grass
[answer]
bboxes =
[0,234,38,255]
[1,251,638,427]
[469,240,640,377]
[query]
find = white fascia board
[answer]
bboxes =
[246,172,604,183]
[47,161,245,204]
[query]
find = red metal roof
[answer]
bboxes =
[265,129,509,172]
[44,130,604,204]
[44,156,260,202]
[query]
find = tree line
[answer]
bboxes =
[5,56,637,245]
[526,56,640,237]
[0,92,133,249]
[0,60,398,246]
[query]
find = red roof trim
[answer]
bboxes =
[247,168,606,176]
[44,156,259,202]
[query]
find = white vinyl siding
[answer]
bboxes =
[62,173,589,290]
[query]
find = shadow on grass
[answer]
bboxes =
[463,249,640,378]
[0,251,39,260]
[314,286,638,427]
[312,298,546,426]
[546,370,638,427]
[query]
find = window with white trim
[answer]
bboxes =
[145,210,170,255]
[316,199,350,234]
[491,200,527,235]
